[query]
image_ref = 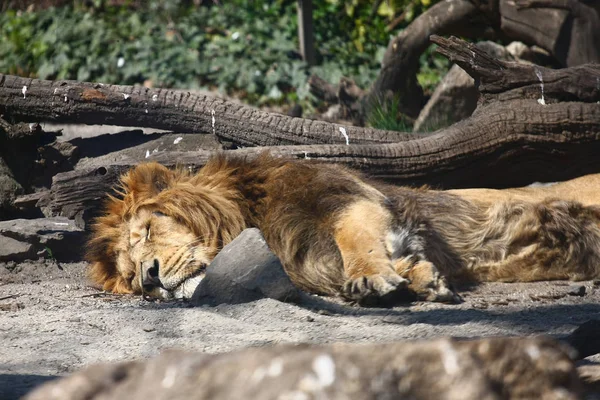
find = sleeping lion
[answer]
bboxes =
[87,154,600,305]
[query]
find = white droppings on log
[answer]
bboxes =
[152,148,158,154]
[312,354,336,386]
[152,94,158,102]
[267,358,283,377]
[535,68,546,105]
[211,109,216,135]
[145,109,148,113]
[298,354,336,393]
[526,344,540,360]
[439,340,460,375]
[338,126,349,145]
[22,86,27,98]
[122,93,131,100]
[53,88,58,94]
[145,150,150,158]
[161,366,177,388]
[303,151,310,160]
[174,137,183,144]
[64,96,68,103]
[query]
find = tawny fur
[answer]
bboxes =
[87,154,600,304]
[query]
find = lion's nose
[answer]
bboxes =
[142,259,162,291]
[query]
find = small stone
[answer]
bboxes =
[143,327,156,332]
[305,316,315,322]
[567,285,586,297]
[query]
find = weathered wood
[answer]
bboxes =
[40,98,600,223]
[0,74,412,147]
[311,0,600,122]
[431,35,600,106]
[36,36,600,224]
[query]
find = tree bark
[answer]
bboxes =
[37,96,600,223]
[310,0,600,123]
[0,74,412,147]
[430,35,600,106]
[7,35,599,224]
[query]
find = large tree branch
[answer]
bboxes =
[0,74,412,147]
[7,36,599,224]
[38,99,600,223]
[311,0,599,123]
[430,35,600,106]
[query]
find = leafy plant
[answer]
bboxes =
[366,95,412,132]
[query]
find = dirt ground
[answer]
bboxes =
[2,260,600,399]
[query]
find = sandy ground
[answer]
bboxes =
[2,260,600,399]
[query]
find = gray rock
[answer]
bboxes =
[25,336,583,400]
[568,285,586,297]
[191,228,301,305]
[0,217,84,262]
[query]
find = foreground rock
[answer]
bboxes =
[25,336,583,400]
[191,228,301,305]
[0,217,84,262]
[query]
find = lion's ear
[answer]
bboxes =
[120,162,176,200]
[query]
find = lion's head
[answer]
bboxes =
[87,161,247,299]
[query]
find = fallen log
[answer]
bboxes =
[0,75,412,147]
[24,336,586,400]
[311,0,600,121]
[35,36,600,224]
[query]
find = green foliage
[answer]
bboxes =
[417,44,450,95]
[0,0,447,113]
[366,95,411,132]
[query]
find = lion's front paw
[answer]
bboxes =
[342,273,410,306]
[415,275,462,304]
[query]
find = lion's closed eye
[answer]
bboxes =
[130,224,150,247]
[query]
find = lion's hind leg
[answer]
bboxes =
[333,199,410,305]
[471,199,600,283]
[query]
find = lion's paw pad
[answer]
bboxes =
[343,273,409,303]
[418,276,462,304]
